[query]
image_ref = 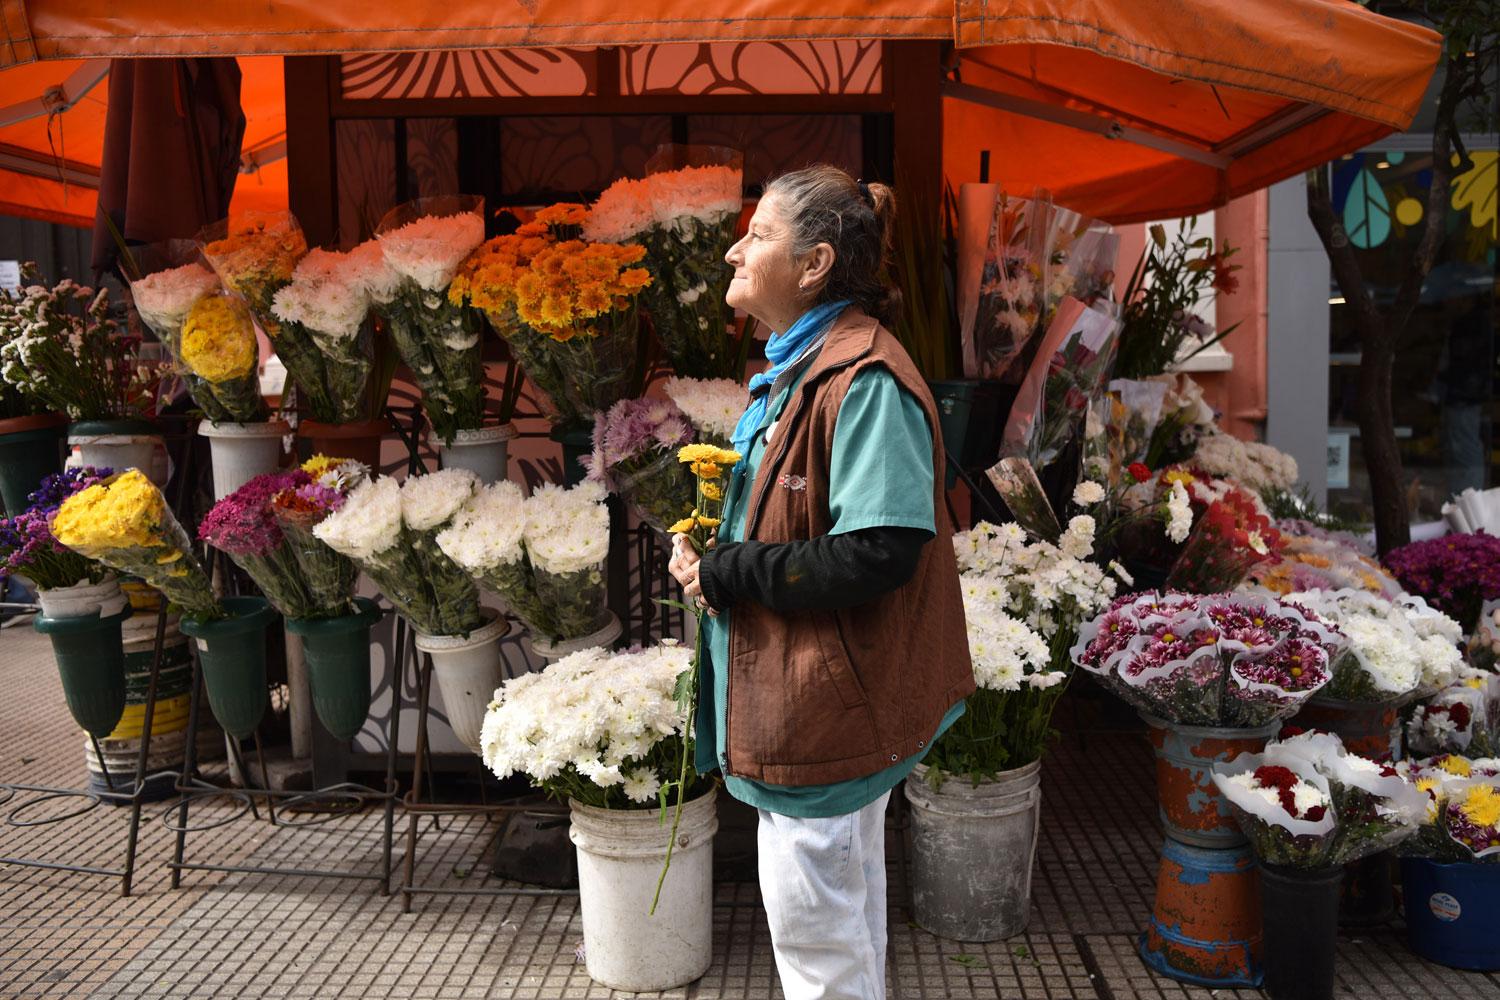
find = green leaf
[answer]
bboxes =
[1341,165,1392,249]
[673,667,696,712]
[654,597,697,616]
[951,954,986,969]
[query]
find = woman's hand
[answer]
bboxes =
[669,534,719,617]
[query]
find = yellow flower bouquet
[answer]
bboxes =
[197,211,334,419]
[454,208,651,429]
[52,470,223,621]
[177,291,267,423]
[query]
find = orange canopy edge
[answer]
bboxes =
[0,0,1440,228]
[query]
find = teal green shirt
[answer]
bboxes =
[698,364,965,818]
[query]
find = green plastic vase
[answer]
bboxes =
[286,598,382,742]
[180,596,278,739]
[34,605,133,738]
[0,413,67,515]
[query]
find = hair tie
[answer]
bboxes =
[856,180,874,207]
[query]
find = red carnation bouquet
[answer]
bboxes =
[1214,732,1426,868]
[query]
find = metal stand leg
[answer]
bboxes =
[402,647,434,914]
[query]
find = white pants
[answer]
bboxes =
[757,792,891,1000]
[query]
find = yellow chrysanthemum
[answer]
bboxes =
[53,470,167,552]
[677,443,722,464]
[1457,785,1500,828]
[668,517,698,534]
[301,454,350,480]
[1163,469,1196,486]
[700,481,723,502]
[692,461,721,480]
[1436,755,1473,777]
[180,295,257,383]
[1464,676,1487,690]
[696,516,721,529]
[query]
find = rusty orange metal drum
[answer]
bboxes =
[1139,838,1263,988]
[1143,715,1281,847]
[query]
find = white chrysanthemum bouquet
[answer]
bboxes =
[584,155,745,380]
[373,197,488,444]
[312,470,483,636]
[663,376,748,447]
[926,520,1119,783]
[480,641,711,810]
[437,479,611,643]
[270,246,383,423]
[1286,589,1463,703]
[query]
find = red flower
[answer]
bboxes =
[1128,462,1152,483]
[1303,804,1327,823]
[1443,703,1472,730]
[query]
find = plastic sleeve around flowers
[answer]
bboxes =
[411,529,484,636]
[227,545,321,620]
[380,286,484,444]
[614,450,696,536]
[1214,748,1339,867]
[531,562,609,644]
[275,516,356,617]
[60,521,221,622]
[472,558,553,641]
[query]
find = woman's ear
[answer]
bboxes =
[798,242,836,293]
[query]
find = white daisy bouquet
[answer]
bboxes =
[480,641,710,809]
[437,479,611,643]
[312,471,483,636]
[1407,674,1499,757]
[1213,731,1426,869]
[586,152,744,380]
[270,247,379,423]
[663,376,748,447]
[1285,589,1463,703]
[927,519,1118,782]
[373,196,488,444]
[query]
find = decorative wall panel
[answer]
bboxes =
[498,115,672,201]
[340,49,598,99]
[621,41,882,95]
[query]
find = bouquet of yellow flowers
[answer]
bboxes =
[176,291,267,422]
[52,469,223,621]
[454,204,651,429]
[197,211,332,418]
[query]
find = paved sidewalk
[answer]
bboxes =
[3,626,1499,999]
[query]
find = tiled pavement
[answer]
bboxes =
[4,626,1500,999]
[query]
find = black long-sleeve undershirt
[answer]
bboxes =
[696,526,932,614]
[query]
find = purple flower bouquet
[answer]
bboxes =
[1384,532,1500,633]
[0,467,114,591]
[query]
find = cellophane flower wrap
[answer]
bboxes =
[0,268,165,421]
[480,641,710,809]
[313,472,482,636]
[508,234,652,427]
[1001,294,1122,472]
[1071,591,1340,727]
[663,376,747,448]
[51,469,222,621]
[1384,532,1500,634]
[1399,754,1500,863]
[585,155,743,380]
[270,248,380,423]
[1213,731,1426,868]
[964,194,1048,380]
[268,455,366,613]
[197,212,323,411]
[374,197,488,444]
[177,291,267,422]
[129,259,220,356]
[930,519,1119,782]
[583,396,694,535]
[1407,674,1500,757]
[522,481,612,640]
[0,467,114,591]
[1191,431,1299,496]
[199,469,322,618]
[1283,589,1463,703]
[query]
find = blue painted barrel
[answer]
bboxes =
[1400,857,1500,971]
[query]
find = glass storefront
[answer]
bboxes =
[1326,146,1499,523]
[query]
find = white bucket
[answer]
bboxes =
[905,760,1042,941]
[36,576,128,619]
[569,788,717,992]
[413,608,511,753]
[527,612,623,663]
[197,420,291,500]
[434,423,517,485]
[69,431,164,485]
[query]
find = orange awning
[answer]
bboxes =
[0,0,1439,228]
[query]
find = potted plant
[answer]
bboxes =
[1396,754,1500,971]
[313,469,504,751]
[0,265,168,484]
[1071,590,1343,986]
[910,517,1118,941]
[1213,732,1427,1000]
[437,478,617,659]
[480,641,716,993]
[199,457,377,740]
[0,371,67,517]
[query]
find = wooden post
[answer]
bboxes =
[284,57,337,248]
[890,41,944,223]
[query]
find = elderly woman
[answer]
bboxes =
[668,164,974,999]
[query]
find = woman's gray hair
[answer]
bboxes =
[763,165,901,326]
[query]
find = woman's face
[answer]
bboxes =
[725,193,825,333]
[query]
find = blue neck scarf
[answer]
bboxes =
[730,299,850,458]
